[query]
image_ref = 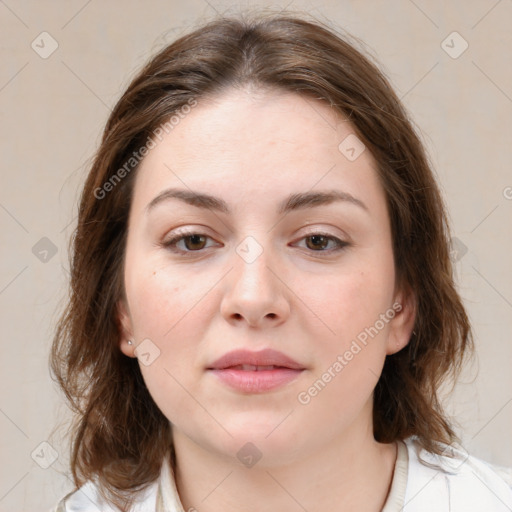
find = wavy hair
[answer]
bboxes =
[51,10,473,510]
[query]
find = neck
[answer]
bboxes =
[171,414,397,512]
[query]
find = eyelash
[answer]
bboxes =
[161,230,349,255]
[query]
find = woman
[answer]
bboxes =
[52,11,512,512]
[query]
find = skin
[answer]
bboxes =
[118,88,416,511]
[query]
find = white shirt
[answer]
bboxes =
[54,437,512,511]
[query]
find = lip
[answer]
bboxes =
[207,349,306,393]
[208,348,305,370]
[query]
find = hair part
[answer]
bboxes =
[51,10,473,510]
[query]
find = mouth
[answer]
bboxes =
[227,364,290,371]
[207,349,306,393]
[208,367,304,393]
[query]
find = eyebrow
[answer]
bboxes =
[145,187,368,215]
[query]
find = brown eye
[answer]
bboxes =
[294,233,349,254]
[162,232,217,253]
[183,234,207,251]
[305,235,330,250]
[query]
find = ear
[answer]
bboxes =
[117,298,136,357]
[386,286,416,355]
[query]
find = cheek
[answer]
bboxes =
[126,260,209,340]
[125,259,215,390]
[126,263,212,423]
[296,261,395,342]
[295,269,394,423]
[295,253,396,409]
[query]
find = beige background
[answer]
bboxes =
[1,0,511,510]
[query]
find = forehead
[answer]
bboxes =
[159,88,354,163]
[130,88,383,214]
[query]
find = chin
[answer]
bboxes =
[212,416,305,466]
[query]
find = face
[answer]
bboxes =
[118,88,414,466]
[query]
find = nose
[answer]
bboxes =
[220,244,290,328]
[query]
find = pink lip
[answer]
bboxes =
[207,349,306,393]
[208,348,304,370]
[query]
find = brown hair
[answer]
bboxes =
[51,10,472,510]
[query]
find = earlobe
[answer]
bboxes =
[386,288,416,355]
[117,299,136,357]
